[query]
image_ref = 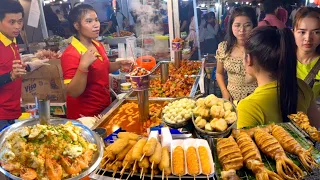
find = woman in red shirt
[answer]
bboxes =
[61,4,131,119]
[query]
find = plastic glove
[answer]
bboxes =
[25,59,50,72]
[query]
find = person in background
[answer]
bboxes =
[251,0,261,22]
[186,8,202,60]
[102,2,128,35]
[238,26,319,129]
[0,0,48,130]
[179,0,191,34]
[44,5,65,37]
[61,4,132,119]
[290,2,304,28]
[258,0,286,28]
[294,7,320,101]
[203,12,219,54]
[216,7,258,102]
[56,9,66,22]
[276,3,288,25]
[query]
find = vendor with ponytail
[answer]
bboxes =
[61,4,132,119]
[237,26,320,129]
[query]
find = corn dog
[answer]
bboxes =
[198,146,211,175]
[129,140,138,146]
[159,147,170,171]
[117,144,134,161]
[110,138,129,155]
[186,147,200,175]
[149,142,162,166]
[118,132,139,140]
[173,146,185,176]
[132,138,147,160]
[138,157,150,169]
[104,145,116,161]
[123,147,134,165]
[143,138,157,157]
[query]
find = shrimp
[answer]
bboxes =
[60,156,82,175]
[45,157,62,180]
[76,156,89,169]
[20,167,37,180]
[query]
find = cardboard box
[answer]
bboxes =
[21,60,66,103]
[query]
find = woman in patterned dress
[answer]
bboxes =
[216,7,258,101]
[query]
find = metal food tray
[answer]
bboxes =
[90,169,215,179]
[93,98,172,130]
[150,60,203,77]
[126,75,200,99]
[212,122,320,180]
[0,119,104,180]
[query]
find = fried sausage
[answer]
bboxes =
[138,157,150,169]
[105,145,116,161]
[123,147,134,166]
[118,132,139,140]
[132,138,147,161]
[173,146,185,176]
[143,138,157,156]
[149,142,162,165]
[110,138,129,155]
[198,146,211,175]
[117,144,133,161]
[159,147,170,171]
[186,147,200,175]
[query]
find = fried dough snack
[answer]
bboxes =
[186,147,200,175]
[233,130,283,180]
[172,146,185,176]
[254,129,303,180]
[288,112,320,142]
[271,124,319,172]
[217,136,243,180]
[198,146,211,175]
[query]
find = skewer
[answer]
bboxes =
[96,159,110,174]
[139,153,146,161]
[142,173,145,180]
[120,162,128,175]
[206,175,209,180]
[166,175,168,180]
[119,172,124,180]
[162,170,164,180]
[179,175,181,180]
[132,161,137,177]
[151,169,154,180]
[151,161,154,170]
[112,170,116,178]
[110,157,119,165]
[140,168,144,179]
[194,175,196,180]
[126,172,132,180]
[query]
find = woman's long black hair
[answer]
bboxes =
[68,4,96,34]
[245,26,298,121]
[225,7,257,54]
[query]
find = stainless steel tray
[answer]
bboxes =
[0,119,104,180]
[90,169,215,179]
[93,99,171,130]
[150,60,203,77]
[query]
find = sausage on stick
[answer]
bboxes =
[118,132,139,140]
[149,141,162,169]
[110,138,129,155]
[186,147,200,176]
[198,146,211,175]
[132,138,147,175]
[141,138,157,160]
[159,147,170,180]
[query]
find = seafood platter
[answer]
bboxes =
[0,119,104,180]
[90,130,216,180]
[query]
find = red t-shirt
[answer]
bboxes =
[61,37,111,119]
[0,32,22,120]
